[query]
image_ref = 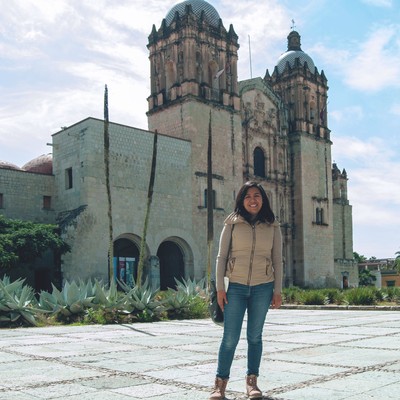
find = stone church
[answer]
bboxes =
[0,0,357,292]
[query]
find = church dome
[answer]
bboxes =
[165,0,221,28]
[276,31,315,74]
[22,153,53,175]
[0,160,21,171]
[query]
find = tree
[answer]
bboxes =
[394,251,400,273]
[0,215,70,270]
[137,129,158,288]
[358,268,376,286]
[103,84,114,284]
[353,252,367,263]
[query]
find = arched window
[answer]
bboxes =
[253,147,265,177]
[316,208,324,225]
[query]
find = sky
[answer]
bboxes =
[0,0,399,259]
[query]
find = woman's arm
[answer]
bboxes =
[272,223,283,294]
[215,224,233,292]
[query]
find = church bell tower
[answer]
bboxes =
[147,0,240,117]
[146,0,244,278]
[268,30,335,287]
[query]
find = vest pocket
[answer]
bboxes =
[227,257,236,277]
[265,258,272,276]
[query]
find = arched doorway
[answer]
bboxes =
[157,241,185,290]
[113,238,140,286]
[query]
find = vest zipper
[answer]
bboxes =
[247,224,256,285]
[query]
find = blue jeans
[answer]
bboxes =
[216,282,274,379]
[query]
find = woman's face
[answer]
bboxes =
[243,187,263,216]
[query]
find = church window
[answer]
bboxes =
[65,167,73,189]
[165,61,177,94]
[315,207,324,225]
[316,208,321,224]
[204,189,216,209]
[43,196,51,210]
[278,152,284,172]
[254,147,265,177]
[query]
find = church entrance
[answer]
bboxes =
[157,241,185,290]
[113,238,140,287]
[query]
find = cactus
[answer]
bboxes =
[0,276,46,326]
[38,280,95,317]
[120,278,164,319]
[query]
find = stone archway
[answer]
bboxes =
[157,241,184,290]
[113,236,140,286]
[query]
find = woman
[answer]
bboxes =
[210,181,283,400]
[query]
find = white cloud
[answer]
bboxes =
[333,135,400,223]
[345,25,400,91]
[333,135,400,257]
[311,24,400,92]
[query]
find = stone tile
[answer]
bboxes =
[0,392,38,400]
[280,385,349,400]
[1,310,399,399]
[111,382,186,398]
[22,383,98,399]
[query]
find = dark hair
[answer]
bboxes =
[234,181,275,224]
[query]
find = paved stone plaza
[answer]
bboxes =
[0,309,399,399]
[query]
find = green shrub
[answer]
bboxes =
[163,277,207,320]
[38,280,95,323]
[344,287,377,305]
[282,287,303,304]
[300,289,328,305]
[121,278,164,322]
[383,287,400,303]
[0,276,46,327]
[322,288,346,305]
[373,287,387,303]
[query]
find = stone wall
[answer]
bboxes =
[52,118,194,283]
[291,133,335,287]
[0,168,55,224]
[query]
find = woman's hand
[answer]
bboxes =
[217,290,228,311]
[271,293,282,309]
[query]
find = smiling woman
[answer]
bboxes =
[210,181,283,399]
[243,187,263,216]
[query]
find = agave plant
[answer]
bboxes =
[92,279,126,311]
[120,278,164,320]
[0,276,46,326]
[38,280,95,317]
[175,277,207,297]
[163,277,208,319]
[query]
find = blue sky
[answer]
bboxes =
[0,0,399,259]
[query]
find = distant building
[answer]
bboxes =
[358,258,399,288]
[0,0,357,291]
